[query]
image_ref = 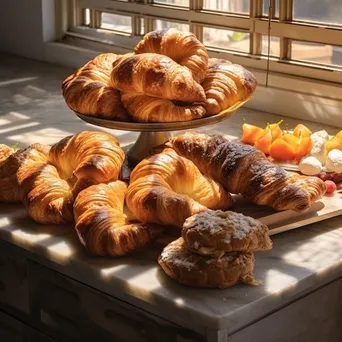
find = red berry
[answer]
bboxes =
[332,173,342,184]
[336,182,342,191]
[325,180,337,194]
[318,172,333,181]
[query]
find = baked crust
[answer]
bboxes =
[158,237,256,289]
[182,210,272,258]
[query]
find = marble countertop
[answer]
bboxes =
[1,52,342,335]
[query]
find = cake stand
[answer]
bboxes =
[75,99,249,166]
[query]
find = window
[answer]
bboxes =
[64,0,342,85]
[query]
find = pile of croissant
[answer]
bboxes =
[62,28,257,123]
[0,130,326,288]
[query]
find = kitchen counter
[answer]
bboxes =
[1,52,342,342]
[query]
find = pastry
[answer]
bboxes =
[201,59,257,115]
[74,181,163,256]
[126,147,233,228]
[182,210,272,258]
[120,92,206,122]
[158,237,256,288]
[0,143,50,202]
[111,53,205,103]
[19,131,125,224]
[62,53,130,121]
[169,132,327,211]
[134,28,209,84]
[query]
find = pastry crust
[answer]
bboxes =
[182,210,272,258]
[0,143,50,203]
[170,132,327,212]
[126,147,233,228]
[158,238,256,288]
[62,53,130,121]
[134,28,209,84]
[19,131,125,224]
[74,181,163,256]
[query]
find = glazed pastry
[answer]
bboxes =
[182,210,272,258]
[201,59,257,115]
[74,181,163,256]
[111,53,206,103]
[0,143,50,203]
[158,238,257,288]
[120,92,206,122]
[62,53,130,121]
[126,147,233,228]
[169,132,327,212]
[19,131,125,224]
[134,28,209,84]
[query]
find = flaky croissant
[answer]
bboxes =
[62,53,130,121]
[74,181,163,256]
[19,131,125,224]
[169,132,327,212]
[111,53,205,103]
[126,147,233,228]
[202,59,257,115]
[134,28,209,84]
[120,92,205,122]
[0,143,50,203]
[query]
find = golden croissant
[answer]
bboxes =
[202,59,257,115]
[169,132,326,212]
[62,53,130,121]
[120,92,206,122]
[111,53,206,103]
[126,147,233,228]
[134,28,209,84]
[0,143,50,203]
[19,131,125,224]
[74,181,163,256]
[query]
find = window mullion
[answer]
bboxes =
[190,0,203,41]
[279,0,293,60]
[250,0,262,56]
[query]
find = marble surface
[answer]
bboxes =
[1,52,342,335]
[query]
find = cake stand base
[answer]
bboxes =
[126,131,172,165]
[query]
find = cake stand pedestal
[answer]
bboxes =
[75,99,249,166]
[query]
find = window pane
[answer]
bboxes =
[292,41,342,67]
[203,28,249,52]
[153,0,189,7]
[262,0,279,18]
[261,36,280,57]
[203,0,249,13]
[140,18,145,35]
[100,13,132,33]
[293,0,342,26]
[154,20,189,31]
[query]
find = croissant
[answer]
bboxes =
[74,181,163,256]
[169,132,327,212]
[111,53,205,103]
[202,59,257,115]
[62,53,130,121]
[134,28,209,84]
[182,210,272,258]
[120,92,206,122]
[126,147,233,228]
[0,143,50,203]
[19,131,125,224]
[158,238,256,288]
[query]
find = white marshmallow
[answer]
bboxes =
[299,156,323,175]
[326,149,342,174]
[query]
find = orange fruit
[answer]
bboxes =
[326,137,342,153]
[296,136,312,160]
[241,124,265,145]
[336,130,342,143]
[269,138,296,161]
[265,120,283,140]
[254,131,273,155]
[282,133,299,149]
[293,124,312,138]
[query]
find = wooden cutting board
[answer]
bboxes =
[233,190,342,235]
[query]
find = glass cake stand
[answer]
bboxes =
[75,99,249,166]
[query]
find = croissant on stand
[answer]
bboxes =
[62,28,257,123]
